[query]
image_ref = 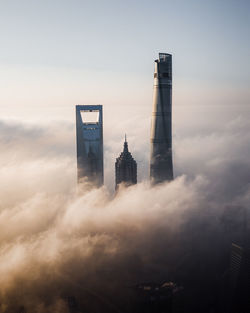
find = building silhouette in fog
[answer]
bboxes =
[115,136,137,190]
[150,53,173,184]
[76,105,103,187]
[229,243,250,312]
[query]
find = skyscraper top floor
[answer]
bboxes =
[157,53,172,63]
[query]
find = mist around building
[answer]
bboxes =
[0,54,249,313]
[69,54,250,312]
[1,0,250,311]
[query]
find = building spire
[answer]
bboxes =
[115,135,137,191]
[124,134,128,152]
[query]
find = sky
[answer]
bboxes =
[0,0,249,119]
[1,0,249,185]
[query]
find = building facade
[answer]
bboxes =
[150,53,173,184]
[76,105,103,187]
[229,243,250,312]
[115,136,137,190]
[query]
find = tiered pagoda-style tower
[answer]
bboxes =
[115,136,137,190]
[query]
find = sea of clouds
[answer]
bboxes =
[0,103,249,312]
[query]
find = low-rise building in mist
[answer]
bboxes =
[229,243,250,312]
[132,281,183,313]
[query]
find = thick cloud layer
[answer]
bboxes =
[0,106,249,312]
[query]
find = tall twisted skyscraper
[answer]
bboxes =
[150,53,173,184]
[115,136,137,190]
[76,105,103,187]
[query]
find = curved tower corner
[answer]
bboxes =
[150,53,173,184]
[76,105,103,187]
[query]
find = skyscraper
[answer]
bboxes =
[115,136,137,190]
[76,105,103,187]
[150,53,173,184]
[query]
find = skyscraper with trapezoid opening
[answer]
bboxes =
[76,105,103,187]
